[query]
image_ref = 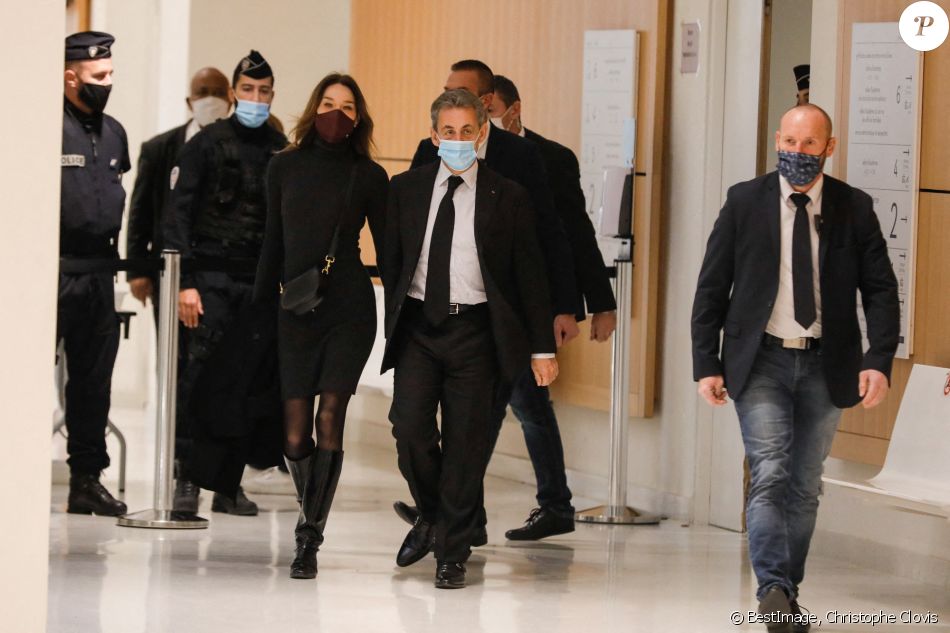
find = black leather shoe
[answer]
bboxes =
[290,535,319,579]
[67,473,127,517]
[758,586,793,633]
[434,561,466,589]
[393,500,419,526]
[505,507,575,541]
[173,479,200,513]
[212,487,259,516]
[394,501,488,546]
[790,600,811,633]
[396,516,434,567]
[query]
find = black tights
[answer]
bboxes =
[283,392,351,460]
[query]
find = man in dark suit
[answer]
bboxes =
[126,67,231,310]
[394,59,579,545]
[383,89,558,589]
[691,104,899,631]
[486,75,618,539]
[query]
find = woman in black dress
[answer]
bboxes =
[253,73,388,579]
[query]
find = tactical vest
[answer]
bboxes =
[193,122,280,248]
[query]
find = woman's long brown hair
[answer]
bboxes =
[288,73,375,157]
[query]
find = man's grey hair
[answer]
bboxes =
[430,89,487,130]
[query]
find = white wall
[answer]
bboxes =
[762,0,813,173]
[809,0,838,174]
[0,1,62,630]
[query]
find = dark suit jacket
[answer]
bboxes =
[691,172,899,408]
[126,122,189,280]
[410,124,579,316]
[525,128,616,317]
[382,161,556,383]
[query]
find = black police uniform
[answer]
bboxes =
[164,114,286,464]
[59,88,130,476]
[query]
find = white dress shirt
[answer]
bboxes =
[185,118,201,143]
[408,161,487,305]
[766,174,824,339]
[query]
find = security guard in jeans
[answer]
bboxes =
[60,32,130,516]
[164,50,286,516]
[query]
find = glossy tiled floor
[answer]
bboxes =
[48,411,950,633]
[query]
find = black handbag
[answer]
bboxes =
[280,164,358,315]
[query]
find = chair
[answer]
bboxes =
[822,364,950,518]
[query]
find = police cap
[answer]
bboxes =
[65,31,114,62]
[794,64,810,91]
[232,50,273,85]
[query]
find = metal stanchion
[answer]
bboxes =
[118,250,208,529]
[575,241,659,525]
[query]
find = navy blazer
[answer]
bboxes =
[525,127,616,317]
[691,172,899,408]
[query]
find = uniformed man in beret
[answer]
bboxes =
[164,50,287,516]
[60,31,130,516]
[794,64,810,106]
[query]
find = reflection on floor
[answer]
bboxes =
[49,410,950,633]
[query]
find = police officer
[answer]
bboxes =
[164,50,287,516]
[60,32,130,516]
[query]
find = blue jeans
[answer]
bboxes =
[733,339,842,601]
[506,368,574,515]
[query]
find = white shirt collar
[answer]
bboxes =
[436,158,478,190]
[779,172,824,205]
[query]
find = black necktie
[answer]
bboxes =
[790,192,816,329]
[424,175,464,327]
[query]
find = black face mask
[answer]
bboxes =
[78,82,112,114]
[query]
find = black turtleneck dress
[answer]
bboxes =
[253,140,388,398]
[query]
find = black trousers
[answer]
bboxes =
[57,272,120,475]
[389,299,497,563]
[176,269,255,459]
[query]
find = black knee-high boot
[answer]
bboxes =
[285,449,344,579]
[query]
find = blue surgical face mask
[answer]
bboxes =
[234,99,270,129]
[777,149,826,186]
[437,138,478,172]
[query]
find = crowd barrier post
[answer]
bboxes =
[118,250,208,529]
[575,243,660,526]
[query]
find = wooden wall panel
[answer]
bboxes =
[351,0,669,416]
[920,9,950,191]
[831,0,950,465]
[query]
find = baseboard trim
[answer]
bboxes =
[811,529,950,589]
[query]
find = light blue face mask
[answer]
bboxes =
[438,138,478,171]
[234,99,270,129]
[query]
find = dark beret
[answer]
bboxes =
[794,64,810,91]
[65,31,114,62]
[233,49,273,81]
